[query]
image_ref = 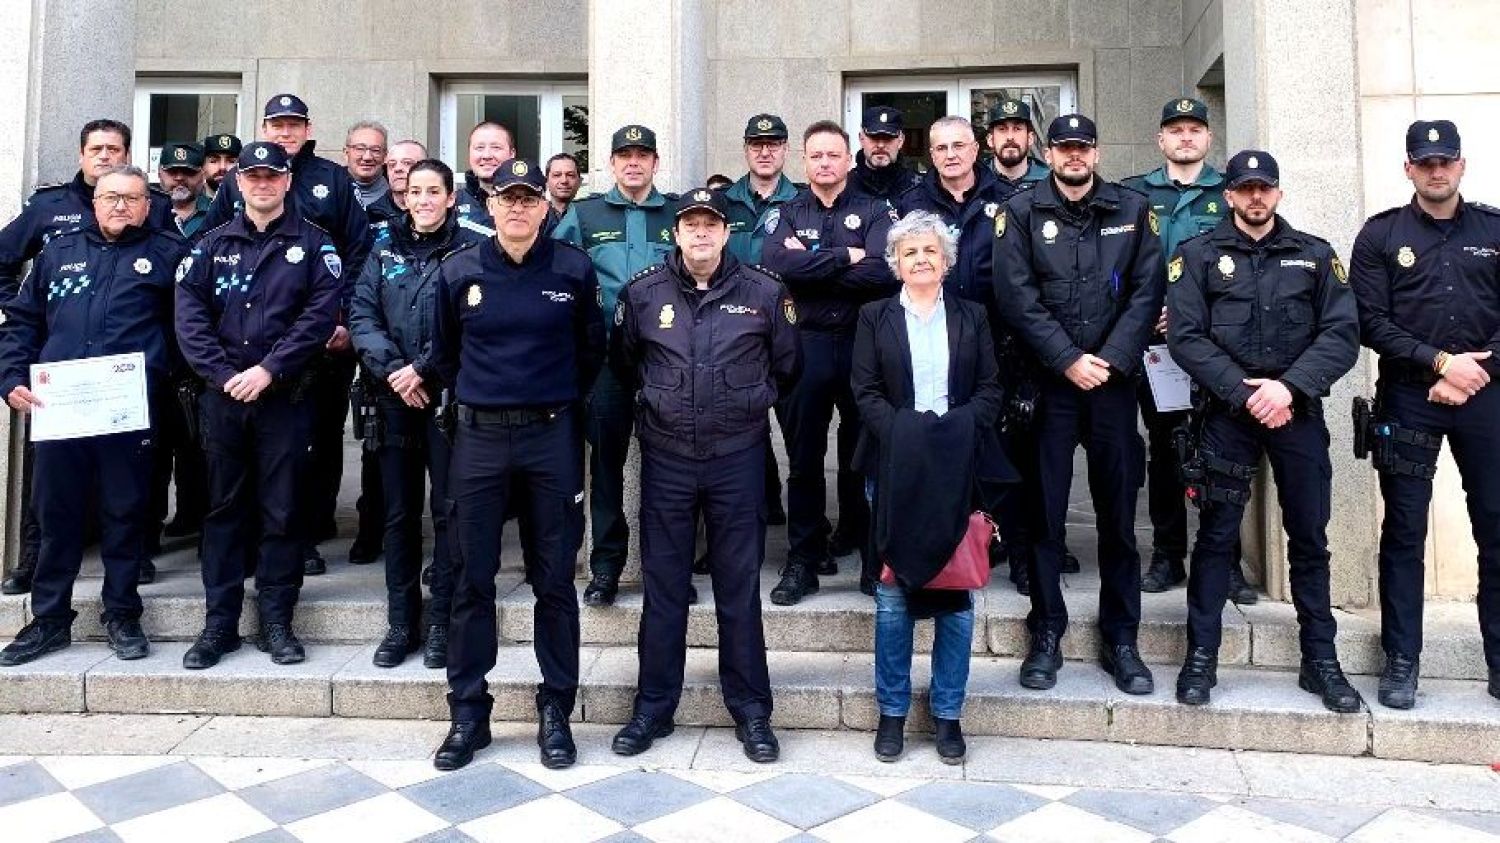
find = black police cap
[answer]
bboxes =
[202,134,242,157]
[1161,97,1210,126]
[986,98,1033,128]
[238,141,292,172]
[1406,119,1461,161]
[744,113,788,141]
[491,158,546,195]
[160,142,205,171]
[1225,149,1279,189]
[675,187,729,222]
[263,94,310,121]
[611,124,658,153]
[1047,113,1098,146]
[861,106,903,137]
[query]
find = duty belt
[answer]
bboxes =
[457,404,568,427]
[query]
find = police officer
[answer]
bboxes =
[554,123,677,606]
[0,118,173,596]
[455,121,514,230]
[1121,98,1255,602]
[345,121,397,222]
[993,114,1164,694]
[762,120,897,603]
[545,153,582,217]
[0,165,186,667]
[1351,120,1500,709]
[201,133,242,200]
[985,98,1050,199]
[350,159,487,669]
[175,141,342,669]
[610,187,799,762]
[1168,150,1362,712]
[429,159,604,772]
[847,106,923,204]
[158,143,213,238]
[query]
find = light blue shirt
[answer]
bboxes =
[900,287,950,416]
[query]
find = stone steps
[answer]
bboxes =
[2,641,1496,765]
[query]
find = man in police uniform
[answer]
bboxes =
[1121,98,1255,603]
[993,114,1164,694]
[158,143,213,238]
[428,159,604,771]
[762,120,897,603]
[175,141,343,669]
[847,106,922,204]
[202,133,242,200]
[546,153,582,217]
[1351,119,1500,708]
[610,187,799,761]
[1167,150,1363,712]
[0,165,187,666]
[985,98,1050,200]
[455,121,515,230]
[555,123,677,606]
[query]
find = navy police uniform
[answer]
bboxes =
[0,221,186,639]
[760,176,897,594]
[612,188,800,729]
[176,142,343,645]
[1350,120,1500,692]
[432,159,605,725]
[847,107,922,205]
[1167,154,1358,668]
[992,115,1165,652]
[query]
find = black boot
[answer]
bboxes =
[0,619,71,666]
[303,547,327,577]
[1299,658,1363,714]
[1099,644,1155,695]
[347,535,381,565]
[1,561,34,596]
[105,618,150,661]
[612,711,674,756]
[735,716,779,763]
[372,626,419,668]
[1019,631,1062,690]
[1140,552,1185,593]
[537,695,577,769]
[873,714,904,761]
[933,717,965,764]
[434,720,492,771]
[1227,562,1258,605]
[769,561,818,606]
[1377,652,1419,710]
[583,570,619,607]
[182,628,240,670]
[257,622,306,665]
[423,625,448,669]
[1175,646,1218,706]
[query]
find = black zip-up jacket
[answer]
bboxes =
[896,165,1008,307]
[0,171,174,298]
[0,223,187,397]
[847,151,922,203]
[612,251,800,461]
[1167,216,1359,408]
[349,212,490,388]
[175,211,342,389]
[992,176,1165,377]
[1350,197,1500,385]
[759,186,898,334]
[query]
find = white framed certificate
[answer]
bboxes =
[1143,344,1193,413]
[29,352,151,442]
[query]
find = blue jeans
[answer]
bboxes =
[874,582,974,720]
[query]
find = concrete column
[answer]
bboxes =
[1221,0,1378,607]
[1,0,137,573]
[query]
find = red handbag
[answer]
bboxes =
[880,511,996,590]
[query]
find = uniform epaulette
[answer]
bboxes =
[627,262,665,284]
[1176,228,1215,251]
[301,217,332,236]
[551,238,589,260]
[29,181,67,195]
[661,192,680,202]
[456,217,494,237]
[1115,180,1150,199]
[196,219,236,241]
[741,263,783,284]
[1365,205,1403,223]
[1469,201,1500,216]
[440,239,479,261]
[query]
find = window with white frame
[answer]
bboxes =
[843,73,1077,170]
[439,80,588,176]
[132,78,241,178]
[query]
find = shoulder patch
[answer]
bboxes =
[781,296,798,325]
[762,208,781,235]
[1167,255,1184,284]
[1147,208,1160,236]
[993,209,1007,238]
[1469,202,1500,217]
[1332,255,1348,285]
[743,263,782,284]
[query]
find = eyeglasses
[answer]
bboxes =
[346,144,386,157]
[746,140,785,152]
[94,193,147,208]
[493,194,544,209]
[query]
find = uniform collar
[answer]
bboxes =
[1033,176,1117,211]
[226,207,298,239]
[725,173,798,208]
[83,222,151,246]
[1407,194,1469,226]
[1142,164,1223,189]
[290,140,319,170]
[992,156,1048,184]
[604,185,667,208]
[488,232,550,267]
[1210,215,1295,251]
[670,249,740,294]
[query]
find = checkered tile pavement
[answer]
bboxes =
[2,752,1499,842]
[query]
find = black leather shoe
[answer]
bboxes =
[434,720,492,771]
[162,516,202,538]
[1,563,34,596]
[1227,562,1259,605]
[735,717,779,763]
[537,696,577,769]
[934,717,966,764]
[1100,644,1155,695]
[372,626,419,668]
[137,559,157,585]
[303,548,327,577]
[1019,631,1063,690]
[1377,652,1419,710]
[106,618,149,660]
[183,628,240,669]
[257,623,306,665]
[873,714,904,761]
[612,711,674,756]
[583,571,619,607]
[1299,658,1363,714]
[1062,549,1081,574]
[1140,552,1186,593]
[347,536,381,565]
[1175,646,1218,706]
[0,619,71,666]
[423,625,448,669]
[770,562,818,606]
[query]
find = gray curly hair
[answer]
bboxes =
[883,210,958,278]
